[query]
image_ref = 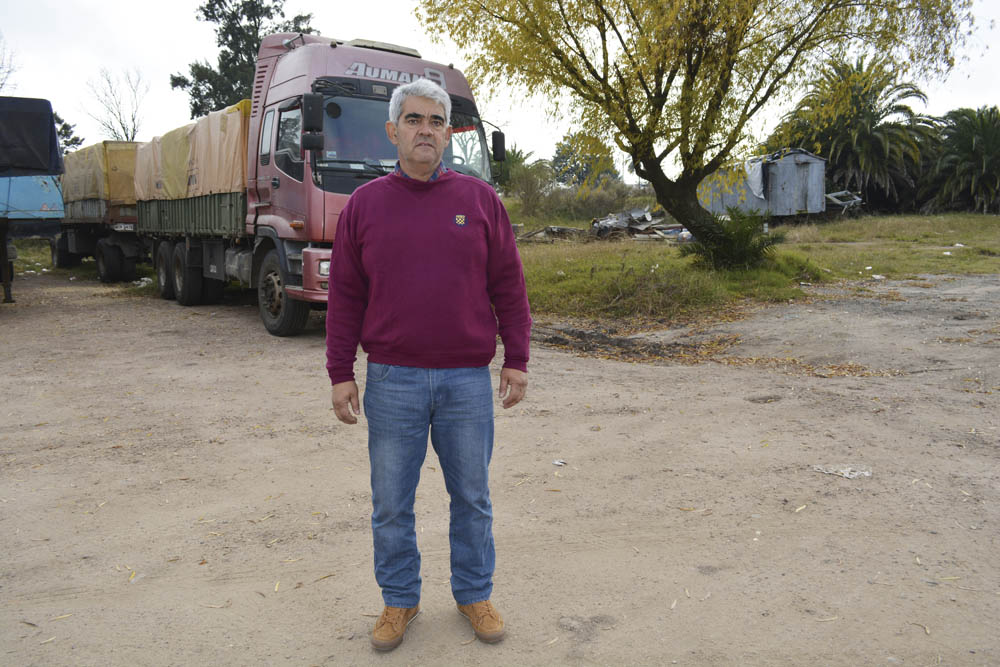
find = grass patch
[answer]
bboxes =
[520,240,819,322]
[11,238,52,266]
[777,213,1000,277]
[10,237,154,290]
[522,213,999,324]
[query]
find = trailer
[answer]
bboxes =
[56,141,140,280]
[134,101,250,311]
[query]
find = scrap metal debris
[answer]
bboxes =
[591,207,690,241]
[516,207,691,243]
[825,190,863,214]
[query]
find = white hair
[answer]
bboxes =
[388,79,451,125]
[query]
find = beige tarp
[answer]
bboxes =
[133,140,160,201]
[134,100,250,202]
[189,99,250,196]
[134,125,194,201]
[160,122,194,200]
[62,141,138,204]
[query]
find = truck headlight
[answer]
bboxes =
[318,260,330,277]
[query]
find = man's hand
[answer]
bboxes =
[332,381,360,424]
[498,368,527,409]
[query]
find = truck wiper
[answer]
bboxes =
[314,158,391,176]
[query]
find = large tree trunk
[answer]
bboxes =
[638,160,725,246]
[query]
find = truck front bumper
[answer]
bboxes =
[285,246,331,304]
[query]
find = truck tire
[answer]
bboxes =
[258,248,309,336]
[95,238,122,283]
[156,241,176,300]
[172,242,203,306]
[201,277,226,304]
[51,235,81,268]
[121,257,137,283]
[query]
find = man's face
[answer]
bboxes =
[386,95,452,172]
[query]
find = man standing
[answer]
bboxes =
[325,79,531,652]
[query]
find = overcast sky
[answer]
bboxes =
[2,0,998,166]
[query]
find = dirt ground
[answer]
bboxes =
[1,270,998,666]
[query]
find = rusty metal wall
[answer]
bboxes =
[698,150,826,217]
[766,153,826,215]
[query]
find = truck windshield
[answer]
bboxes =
[314,95,493,192]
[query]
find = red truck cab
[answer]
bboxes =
[246,33,500,325]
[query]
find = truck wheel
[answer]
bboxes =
[201,277,226,304]
[51,235,80,268]
[96,238,123,283]
[156,241,176,300]
[258,248,309,336]
[172,242,203,306]
[121,257,137,283]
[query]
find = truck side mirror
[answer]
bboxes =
[302,93,324,133]
[302,132,325,151]
[491,131,506,162]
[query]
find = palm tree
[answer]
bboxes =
[492,144,532,190]
[769,57,936,210]
[934,106,1000,214]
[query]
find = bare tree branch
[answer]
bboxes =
[0,32,16,91]
[87,68,149,141]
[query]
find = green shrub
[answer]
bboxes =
[680,208,786,269]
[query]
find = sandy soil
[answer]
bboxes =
[1,271,998,666]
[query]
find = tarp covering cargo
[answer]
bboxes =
[0,97,64,177]
[137,123,194,200]
[135,100,250,201]
[62,141,139,205]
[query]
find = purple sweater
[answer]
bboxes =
[325,170,531,384]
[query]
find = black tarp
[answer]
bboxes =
[0,97,64,177]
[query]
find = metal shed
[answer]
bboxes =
[697,148,827,216]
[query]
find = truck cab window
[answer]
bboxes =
[448,112,491,181]
[275,107,303,181]
[259,110,275,165]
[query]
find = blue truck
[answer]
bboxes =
[0,96,64,303]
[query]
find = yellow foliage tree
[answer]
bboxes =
[418,0,973,247]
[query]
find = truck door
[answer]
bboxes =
[252,109,276,218]
[270,100,308,229]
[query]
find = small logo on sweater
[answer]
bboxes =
[454,214,466,226]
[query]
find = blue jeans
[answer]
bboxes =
[363,362,495,608]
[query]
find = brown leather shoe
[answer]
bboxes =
[371,605,420,651]
[457,600,505,643]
